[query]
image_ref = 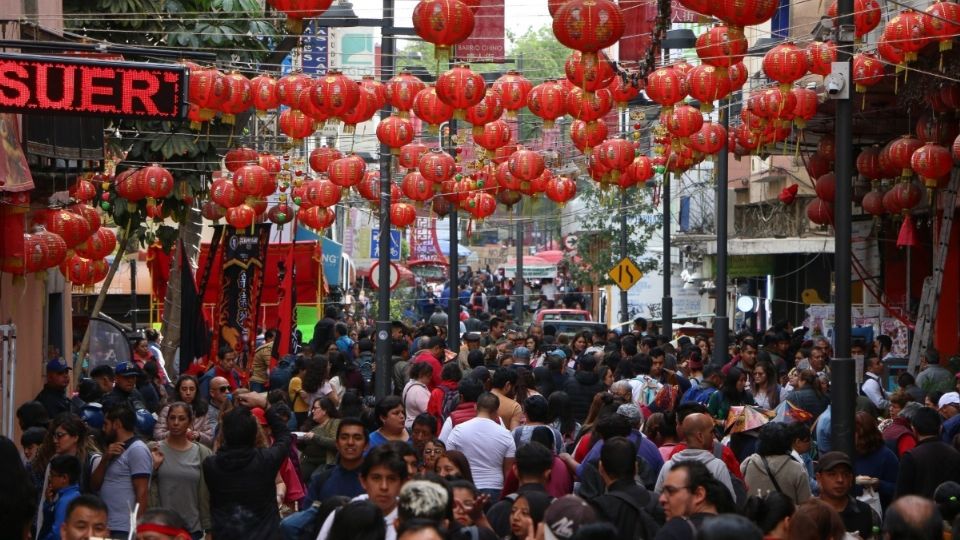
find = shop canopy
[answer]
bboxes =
[499,256,557,279]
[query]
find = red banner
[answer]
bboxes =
[456,3,505,62]
[0,114,34,192]
[619,0,699,63]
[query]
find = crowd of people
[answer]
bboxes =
[6,297,960,540]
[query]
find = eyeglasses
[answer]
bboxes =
[217,386,230,392]
[661,484,690,496]
[53,431,69,439]
[424,448,443,455]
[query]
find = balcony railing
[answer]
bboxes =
[734,194,820,239]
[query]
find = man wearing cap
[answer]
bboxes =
[816,451,881,539]
[35,358,77,419]
[100,361,148,413]
[458,332,481,370]
[543,495,599,540]
[941,392,960,442]
[896,407,960,499]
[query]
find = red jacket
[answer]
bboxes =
[448,401,478,428]
[427,380,459,422]
[411,349,442,388]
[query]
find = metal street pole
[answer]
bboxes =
[662,172,673,337]
[713,98,730,366]
[515,201,525,323]
[831,0,855,459]
[620,189,629,324]
[447,117,460,353]
[374,0,395,400]
[130,258,137,332]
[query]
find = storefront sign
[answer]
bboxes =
[0,53,188,119]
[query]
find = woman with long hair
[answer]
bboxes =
[853,410,899,510]
[300,355,339,418]
[745,491,795,539]
[740,423,812,504]
[435,450,474,483]
[752,361,785,410]
[368,395,410,449]
[149,402,212,538]
[402,362,433,430]
[547,391,580,453]
[571,332,590,364]
[707,367,754,422]
[299,397,341,481]
[506,491,552,540]
[154,375,214,446]
[784,369,830,418]
[526,335,544,368]
[643,411,680,461]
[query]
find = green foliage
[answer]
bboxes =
[63,0,281,252]
[563,181,660,288]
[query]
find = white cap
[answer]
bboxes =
[939,392,960,409]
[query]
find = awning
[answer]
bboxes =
[499,255,557,279]
[533,250,565,264]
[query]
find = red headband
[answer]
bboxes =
[135,523,191,539]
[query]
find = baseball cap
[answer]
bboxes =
[46,358,71,373]
[543,495,597,540]
[251,407,267,425]
[546,348,567,360]
[114,361,141,377]
[940,392,960,410]
[617,403,643,424]
[816,451,853,473]
[513,346,531,360]
[464,332,481,342]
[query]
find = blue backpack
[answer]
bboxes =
[270,355,296,393]
[681,384,718,405]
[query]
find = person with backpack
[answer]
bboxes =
[428,362,463,424]
[681,365,721,406]
[591,437,662,540]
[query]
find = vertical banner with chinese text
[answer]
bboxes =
[216,224,271,369]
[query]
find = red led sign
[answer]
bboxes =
[0,53,188,120]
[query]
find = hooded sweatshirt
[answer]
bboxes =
[655,448,736,499]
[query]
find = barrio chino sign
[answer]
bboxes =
[0,53,188,120]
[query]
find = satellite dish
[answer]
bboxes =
[737,296,758,313]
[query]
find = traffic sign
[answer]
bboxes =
[371,228,401,261]
[370,261,401,291]
[609,257,642,291]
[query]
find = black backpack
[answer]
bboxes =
[270,355,295,392]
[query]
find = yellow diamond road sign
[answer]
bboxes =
[609,257,642,291]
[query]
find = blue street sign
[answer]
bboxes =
[371,228,401,261]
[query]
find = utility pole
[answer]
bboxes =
[515,201,524,323]
[661,171,673,337]
[130,258,138,332]
[374,0,395,400]
[831,0,855,459]
[620,189,629,324]
[713,98,730,366]
[447,80,460,353]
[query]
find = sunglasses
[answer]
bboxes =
[217,386,230,392]
[53,431,69,439]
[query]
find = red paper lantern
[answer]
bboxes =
[401,172,434,202]
[474,119,513,153]
[250,74,279,113]
[916,114,959,146]
[546,176,577,205]
[879,140,902,178]
[361,75,387,109]
[493,71,532,118]
[311,70,360,121]
[69,179,97,202]
[565,87,612,122]
[329,155,367,188]
[300,206,336,230]
[211,178,244,208]
[666,105,704,140]
[46,209,91,250]
[202,201,227,221]
[464,89,503,134]
[466,192,497,220]
[862,190,885,216]
[596,138,635,180]
[496,161,522,191]
[806,198,834,225]
[259,153,281,180]
[390,203,418,229]
[436,64,486,118]
[69,204,101,232]
[609,76,640,109]
[627,156,654,184]
[225,204,256,229]
[309,146,343,174]
[828,0,882,38]
[888,135,925,176]
[76,228,117,260]
[412,0,476,64]
[852,53,885,93]
[386,70,426,116]
[715,0,778,27]
[276,72,314,110]
[645,67,685,111]
[278,109,314,141]
[267,0,334,33]
[376,115,416,155]
[508,149,545,181]
[727,62,748,91]
[418,150,457,184]
[882,10,931,63]
[35,229,67,270]
[689,122,727,156]
[552,0,625,53]
[268,204,295,225]
[232,164,269,197]
[497,190,523,208]
[892,181,924,210]
[911,142,953,187]
[805,41,836,76]
[790,87,818,129]
[340,84,379,131]
[814,172,836,202]
[493,144,520,165]
[924,1,960,53]
[314,179,342,208]
[564,51,615,93]
[139,164,175,201]
[762,43,809,92]
[60,255,94,284]
[696,25,748,69]
[877,35,906,68]
[399,143,430,171]
[570,119,608,153]
[527,81,567,129]
[686,65,729,112]
[857,146,885,180]
[188,67,229,121]
[412,86,455,133]
[225,147,259,172]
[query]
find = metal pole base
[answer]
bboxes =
[661,296,673,337]
[712,315,729,366]
[829,357,856,459]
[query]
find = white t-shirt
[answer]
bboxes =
[445,417,516,490]
[316,493,397,540]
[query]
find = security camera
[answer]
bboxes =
[825,62,849,100]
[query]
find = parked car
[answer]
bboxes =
[534,309,593,324]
